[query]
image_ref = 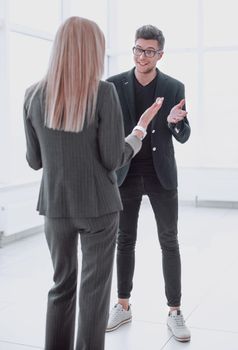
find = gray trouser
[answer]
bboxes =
[44,212,119,350]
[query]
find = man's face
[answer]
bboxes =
[133,38,163,74]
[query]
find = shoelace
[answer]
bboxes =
[172,314,185,327]
[110,307,123,322]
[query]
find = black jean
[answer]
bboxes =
[117,174,181,307]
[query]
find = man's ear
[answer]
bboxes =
[157,51,164,61]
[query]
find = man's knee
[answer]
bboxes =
[117,229,137,252]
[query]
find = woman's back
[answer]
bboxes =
[24,80,131,217]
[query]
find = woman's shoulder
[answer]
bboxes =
[98,80,115,92]
[97,80,117,101]
[24,81,45,105]
[24,81,46,117]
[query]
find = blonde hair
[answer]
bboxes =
[44,16,105,132]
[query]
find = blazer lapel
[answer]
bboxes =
[154,69,169,101]
[152,69,169,127]
[121,69,137,124]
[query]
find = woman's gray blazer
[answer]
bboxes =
[23,81,141,218]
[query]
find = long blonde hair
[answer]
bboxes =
[44,16,105,132]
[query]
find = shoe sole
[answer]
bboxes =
[106,317,132,332]
[167,324,191,342]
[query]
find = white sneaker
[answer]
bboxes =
[167,310,191,342]
[106,303,132,332]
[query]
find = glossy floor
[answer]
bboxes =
[0,200,238,350]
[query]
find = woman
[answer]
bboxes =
[23,17,163,350]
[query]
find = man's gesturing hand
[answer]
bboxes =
[167,99,187,124]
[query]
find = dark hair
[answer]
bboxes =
[135,25,165,50]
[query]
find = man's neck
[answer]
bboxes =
[134,69,157,86]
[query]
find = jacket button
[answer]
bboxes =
[152,147,156,151]
[152,129,155,133]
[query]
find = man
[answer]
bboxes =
[106,25,191,342]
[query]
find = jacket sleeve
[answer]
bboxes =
[168,83,191,144]
[98,83,141,171]
[23,95,42,170]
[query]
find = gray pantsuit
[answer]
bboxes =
[23,80,142,350]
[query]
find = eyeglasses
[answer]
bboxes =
[132,46,162,58]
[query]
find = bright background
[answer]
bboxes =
[0,0,238,234]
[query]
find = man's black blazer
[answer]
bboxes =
[107,68,191,190]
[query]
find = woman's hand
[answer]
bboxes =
[138,97,164,129]
[133,97,164,139]
[167,99,187,124]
